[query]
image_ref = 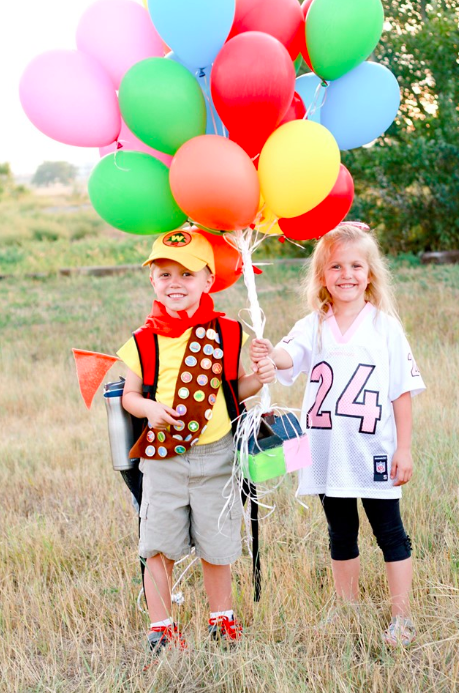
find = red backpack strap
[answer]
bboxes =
[217,317,242,379]
[132,327,159,399]
[216,317,243,421]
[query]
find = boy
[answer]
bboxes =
[118,228,274,654]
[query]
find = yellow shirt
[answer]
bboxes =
[117,328,247,445]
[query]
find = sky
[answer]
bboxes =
[2,0,140,176]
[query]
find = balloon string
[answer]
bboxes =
[113,148,130,172]
[304,80,328,121]
[201,71,220,137]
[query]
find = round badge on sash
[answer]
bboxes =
[147,431,155,443]
[197,374,208,386]
[185,356,197,368]
[178,387,189,399]
[201,358,212,370]
[206,328,216,340]
[212,363,222,375]
[204,409,213,420]
[210,378,220,389]
[157,432,166,443]
[213,348,223,360]
[196,327,206,339]
[176,404,187,416]
[174,421,185,432]
[208,393,216,405]
[181,372,192,384]
[194,390,205,402]
[175,445,186,455]
[188,421,199,432]
[189,342,201,353]
[203,344,214,356]
[158,446,167,457]
[145,445,155,457]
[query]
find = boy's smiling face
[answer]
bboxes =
[150,258,215,317]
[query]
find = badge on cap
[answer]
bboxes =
[163,231,192,247]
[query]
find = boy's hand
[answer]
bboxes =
[252,357,277,384]
[391,448,413,486]
[143,400,179,430]
[250,338,274,363]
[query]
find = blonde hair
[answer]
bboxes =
[303,223,399,323]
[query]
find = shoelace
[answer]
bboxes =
[208,615,243,640]
[149,623,187,650]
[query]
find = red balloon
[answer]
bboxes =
[227,0,304,59]
[278,91,306,126]
[197,228,243,293]
[279,164,354,240]
[211,32,295,158]
[298,0,315,70]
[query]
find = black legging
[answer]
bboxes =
[319,495,412,562]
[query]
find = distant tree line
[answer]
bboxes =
[32,161,78,187]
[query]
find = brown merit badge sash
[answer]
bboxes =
[130,320,224,460]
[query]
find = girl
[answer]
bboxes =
[251,223,425,646]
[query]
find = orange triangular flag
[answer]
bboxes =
[72,349,120,409]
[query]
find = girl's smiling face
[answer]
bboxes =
[322,242,370,311]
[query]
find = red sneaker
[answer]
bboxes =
[208,615,243,642]
[147,623,187,655]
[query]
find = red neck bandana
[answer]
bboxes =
[143,293,225,338]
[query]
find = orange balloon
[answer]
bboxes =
[196,228,243,292]
[170,135,260,231]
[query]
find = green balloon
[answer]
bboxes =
[119,58,207,155]
[306,0,384,81]
[88,151,187,235]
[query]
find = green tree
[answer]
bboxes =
[343,0,459,252]
[32,161,78,187]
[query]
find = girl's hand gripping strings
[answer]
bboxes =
[250,338,294,372]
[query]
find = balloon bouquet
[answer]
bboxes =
[20,0,400,482]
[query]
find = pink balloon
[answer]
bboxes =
[76,0,164,89]
[99,119,173,166]
[20,50,121,147]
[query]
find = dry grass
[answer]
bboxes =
[0,264,458,692]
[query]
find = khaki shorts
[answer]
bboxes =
[138,432,242,564]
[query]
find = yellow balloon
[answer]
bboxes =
[142,0,148,7]
[255,196,282,235]
[258,120,341,219]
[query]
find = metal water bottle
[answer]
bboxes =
[103,377,137,471]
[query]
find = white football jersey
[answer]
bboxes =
[276,303,426,499]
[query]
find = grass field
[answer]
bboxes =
[0,210,458,691]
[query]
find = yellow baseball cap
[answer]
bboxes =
[142,229,216,274]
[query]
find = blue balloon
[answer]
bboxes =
[165,52,225,136]
[295,73,324,124]
[320,62,401,150]
[149,0,235,70]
